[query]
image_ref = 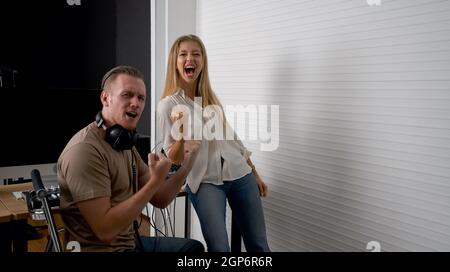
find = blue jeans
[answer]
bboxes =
[135,236,204,252]
[187,173,270,252]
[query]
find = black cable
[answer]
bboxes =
[152,206,156,232]
[173,197,177,237]
[131,151,144,251]
[152,206,156,233]
[160,209,168,236]
[151,206,166,237]
[138,212,143,229]
[145,203,150,232]
[151,141,164,153]
[166,205,175,237]
[148,141,180,237]
[149,220,167,237]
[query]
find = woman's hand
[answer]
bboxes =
[254,172,268,197]
[182,140,201,171]
[247,158,268,197]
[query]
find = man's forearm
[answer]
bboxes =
[78,179,162,242]
[150,166,189,208]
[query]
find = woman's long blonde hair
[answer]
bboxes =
[161,34,223,109]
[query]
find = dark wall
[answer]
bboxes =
[0,88,102,167]
[0,0,116,90]
[116,0,151,136]
[0,0,151,135]
[46,0,117,90]
[0,0,152,169]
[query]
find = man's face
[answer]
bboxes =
[101,74,146,130]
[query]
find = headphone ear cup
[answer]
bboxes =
[105,125,125,150]
[97,111,137,150]
[105,125,137,150]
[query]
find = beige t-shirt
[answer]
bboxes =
[57,122,148,252]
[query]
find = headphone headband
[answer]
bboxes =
[95,111,138,150]
[95,111,106,129]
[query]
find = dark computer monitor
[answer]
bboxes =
[0,0,116,91]
[0,88,102,173]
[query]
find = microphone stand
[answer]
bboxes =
[31,169,62,252]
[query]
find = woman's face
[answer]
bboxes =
[177,40,204,86]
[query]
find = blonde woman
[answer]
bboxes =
[157,34,270,252]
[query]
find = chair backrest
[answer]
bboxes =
[30,169,62,252]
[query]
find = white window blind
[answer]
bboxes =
[197,0,450,251]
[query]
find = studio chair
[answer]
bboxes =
[30,169,62,252]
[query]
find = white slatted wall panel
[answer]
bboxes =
[197,0,450,251]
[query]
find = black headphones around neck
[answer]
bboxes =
[95,110,143,250]
[95,111,138,150]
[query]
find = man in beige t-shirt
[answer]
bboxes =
[58,66,203,252]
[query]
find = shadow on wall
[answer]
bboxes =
[264,45,373,251]
[310,46,373,251]
[264,51,313,251]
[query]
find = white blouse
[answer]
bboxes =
[157,90,252,194]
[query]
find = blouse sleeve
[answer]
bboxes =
[235,137,252,160]
[157,98,175,155]
[225,119,252,160]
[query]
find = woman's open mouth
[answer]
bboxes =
[184,65,196,78]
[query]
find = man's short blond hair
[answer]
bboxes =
[101,65,144,90]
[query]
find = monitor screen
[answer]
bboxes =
[0,88,102,169]
[0,0,116,91]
